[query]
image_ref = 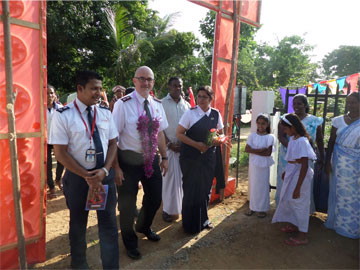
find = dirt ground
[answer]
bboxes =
[32,166,359,270]
[32,128,359,269]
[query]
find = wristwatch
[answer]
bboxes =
[162,156,168,161]
[102,167,109,177]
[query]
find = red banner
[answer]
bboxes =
[0,1,47,268]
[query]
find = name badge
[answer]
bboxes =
[85,149,96,163]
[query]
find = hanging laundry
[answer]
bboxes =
[336,76,346,92]
[279,87,306,113]
[344,73,359,93]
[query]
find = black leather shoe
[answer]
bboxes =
[144,230,161,241]
[127,248,142,260]
[136,228,161,241]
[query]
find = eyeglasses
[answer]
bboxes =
[197,95,210,99]
[135,77,154,83]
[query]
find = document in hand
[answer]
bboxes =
[85,184,108,211]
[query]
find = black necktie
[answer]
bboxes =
[144,99,152,134]
[86,106,104,169]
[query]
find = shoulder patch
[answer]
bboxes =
[153,97,162,103]
[56,106,70,113]
[99,104,110,110]
[121,96,132,102]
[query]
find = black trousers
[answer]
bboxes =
[47,144,64,189]
[63,169,119,269]
[117,150,162,250]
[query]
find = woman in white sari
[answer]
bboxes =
[325,92,360,239]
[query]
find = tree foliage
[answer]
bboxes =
[322,46,360,78]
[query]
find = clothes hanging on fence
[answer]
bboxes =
[279,87,306,113]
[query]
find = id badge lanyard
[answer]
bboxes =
[74,100,97,149]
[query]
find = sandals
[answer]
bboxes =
[55,180,63,191]
[281,225,299,233]
[257,212,267,218]
[284,237,308,246]
[205,222,214,230]
[48,189,58,199]
[244,210,255,216]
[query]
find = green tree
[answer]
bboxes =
[255,35,318,88]
[322,46,360,77]
[47,0,120,93]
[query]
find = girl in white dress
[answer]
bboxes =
[245,114,276,218]
[272,113,316,246]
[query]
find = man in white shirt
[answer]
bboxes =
[46,84,64,198]
[161,77,190,222]
[112,66,168,260]
[49,71,119,269]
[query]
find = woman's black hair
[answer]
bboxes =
[197,85,213,100]
[293,94,310,113]
[256,114,271,134]
[280,113,314,148]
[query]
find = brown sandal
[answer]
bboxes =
[55,180,63,191]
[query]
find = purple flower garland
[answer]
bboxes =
[137,115,160,178]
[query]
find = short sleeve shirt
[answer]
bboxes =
[161,94,190,143]
[112,90,169,153]
[49,97,118,169]
[179,105,224,130]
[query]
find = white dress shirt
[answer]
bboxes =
[47,102,63,138]
[161,94,190,143]
[49,97,118,169]
[112,90,169,153]
[179,105,224,130]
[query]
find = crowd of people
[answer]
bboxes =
[47,66,359,269]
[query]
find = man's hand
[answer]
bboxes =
[168,142,181,153]
[86,169,106,186]
[114,167,125,186]
[160,159,168,177]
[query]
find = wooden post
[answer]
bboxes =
[222,0,239,167]
[284,88,289,113]
[313,86,319,115]
[235,85,242,188]
[1,1,27,269]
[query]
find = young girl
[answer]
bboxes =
[245,114,276,218]
[272,113,316,245]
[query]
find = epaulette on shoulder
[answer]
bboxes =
[121,96,132,102]
[153,97,162,103]
[99,105,110,110]
[190,106,197,110]
[56,106,70,113]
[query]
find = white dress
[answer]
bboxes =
[247,133,276,212]
[272,136,316,232]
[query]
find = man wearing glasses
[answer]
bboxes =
[112,66,168,260]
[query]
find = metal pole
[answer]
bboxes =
[2,1,27,269]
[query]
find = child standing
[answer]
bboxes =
[272,113,316,245]
[245,114,276,218]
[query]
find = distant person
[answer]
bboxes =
[176,86,224,234]
[244,114,275,218]
[324,92,360,239]
[47,84,64,199]
[272,114,316,246]
[49,71,119,269]
[109,85,126,111]
[112,66,168,260]
[125,87,135,95]
[161,77,190,222]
